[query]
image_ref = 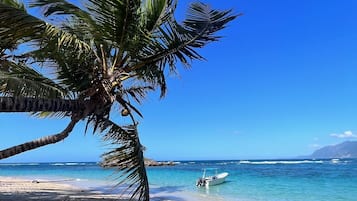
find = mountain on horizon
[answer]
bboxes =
[309,141,357,159]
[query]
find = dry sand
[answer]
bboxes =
[0,177,128,201]
[0,177,219,201]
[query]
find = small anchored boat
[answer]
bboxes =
[196,168,229,187]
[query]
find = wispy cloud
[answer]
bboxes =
[309,137,321,149]
[330,130,357,138]
[309,143,321,149]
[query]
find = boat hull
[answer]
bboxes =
[205,172,228,186]
[196,172,229,187]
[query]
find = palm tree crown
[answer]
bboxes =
[0,0,238,200]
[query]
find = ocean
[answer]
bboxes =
[0,159,356,201]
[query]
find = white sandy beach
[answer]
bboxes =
[0,177,127,201]
[0,176,220,201]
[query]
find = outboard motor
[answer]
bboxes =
[196,178,206,187]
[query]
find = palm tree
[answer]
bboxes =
[0,0,238,200]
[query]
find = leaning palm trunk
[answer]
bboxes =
[0,96,85,159]
[0,0,237,200]
[0,97,84,112]
[0,117,79,159]
[0,97,91,159]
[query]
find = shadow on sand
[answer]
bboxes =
[0,188,124,201]
[89,183,189,201]
[0,186,189,201]
[150,185,187,201]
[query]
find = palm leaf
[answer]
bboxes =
[29,0,99,47]
[0,60,68,98]
[124,2,238,97]
[99,120,149,201]
[0,2,45,46]
[0,2,91,54]
[44,24,91,53]
[86,0,141,46]
[0,0,25,10]
[28,47,94,93]
[124,85,154,104]
[1,1,237,200]
[29,0,90,18]
[132,64,168,98]
[141,0,176,32]
[142,2,238,64]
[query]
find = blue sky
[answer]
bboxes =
[2,0,357,162]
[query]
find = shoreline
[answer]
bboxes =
[0,176,219,201]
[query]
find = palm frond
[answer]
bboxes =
[23,38,95,93]
[1,1,237,200]
[124,85,154,104]
[87,0,141,46]
[31,111,69,118]
[0,0,25,10]
[99,120,149,201]
[29,0,99,47]
[0,2,91,54]
[0,60,68,98]
[44,24,91,53]
[0,2,45,47]
[29,0,89,18]
[115,96,142,119]
[123,2,238,97]
[141,0,176,32]
[141,2,238,65]
[130,62,167,98]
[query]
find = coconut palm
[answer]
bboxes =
[0,0,237,200]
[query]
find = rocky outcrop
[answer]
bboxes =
[101,158,176,168]
[144,159,176,166]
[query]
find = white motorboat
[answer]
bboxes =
[196,168,229,187]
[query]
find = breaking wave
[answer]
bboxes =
[239,160,324,165]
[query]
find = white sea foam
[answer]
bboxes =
[330,159,351,164]
[65,163,80,166]
[28,163,40,166]
[51,163,65,166]
[0,163,39,166]
[331,159,340,164]
[216,161,237,165]
[50,162,88,166]
[239,160,324,165]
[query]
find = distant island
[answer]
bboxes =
[308,141,357,159]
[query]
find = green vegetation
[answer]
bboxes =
[0,0,237,200]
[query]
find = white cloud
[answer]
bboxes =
[330,130,357,138]
[310,144,321,148]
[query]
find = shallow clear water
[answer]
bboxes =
[1,159,356,201]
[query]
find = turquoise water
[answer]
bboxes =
[1,159,357,200]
